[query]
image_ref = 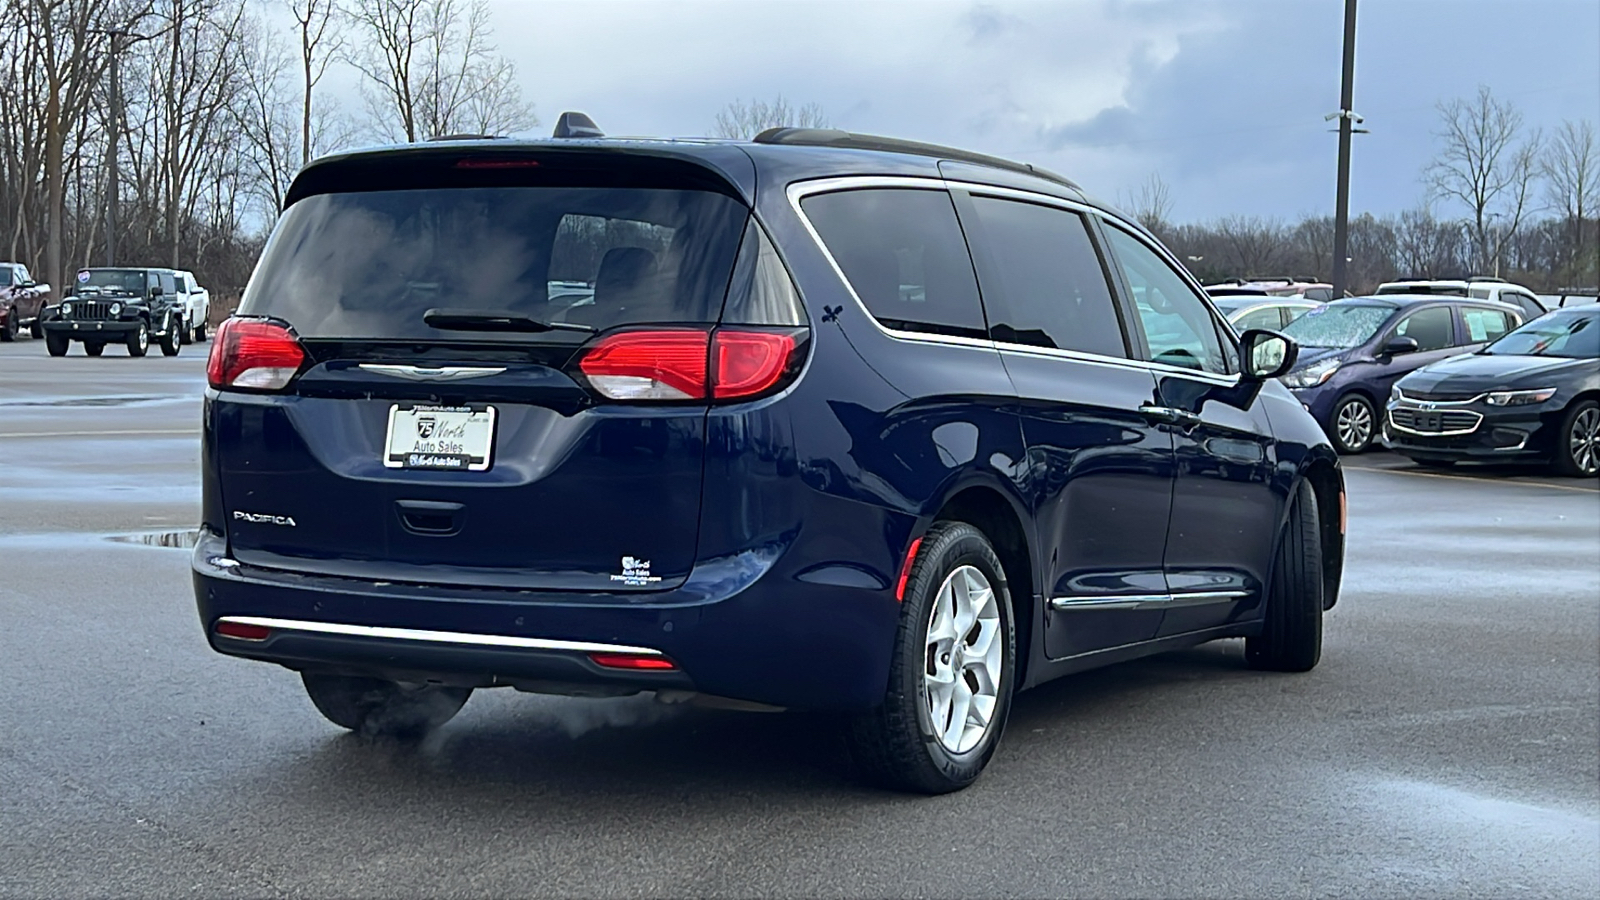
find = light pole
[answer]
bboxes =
[1327,0,1366,300]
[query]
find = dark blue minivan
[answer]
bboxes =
[195,123,1345,793]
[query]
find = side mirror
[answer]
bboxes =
[1240,329,1298,381]
[150,286,163,297]
[1382,336,1419,356]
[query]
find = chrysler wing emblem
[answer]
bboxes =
[358,364,507,382]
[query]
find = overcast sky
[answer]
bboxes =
[393,0,1599,222]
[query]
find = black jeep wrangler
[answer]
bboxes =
[42,268,184,357]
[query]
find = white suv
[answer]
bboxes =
[1376,277,1545,321]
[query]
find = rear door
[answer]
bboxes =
[952,190,1174,658]
[216,154,751,591]
[1373,304,1459,396]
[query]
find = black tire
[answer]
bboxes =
[193,321,206,341]
[301,672,471,738]
[1246,480,1324,672]
[1329,393,1376,454]
[1412,458,1456,469]
[0,311,16,342]
[83,341,104,357]
[1551,399,1600,478]
[45,332,68,356]
[159,320,181,356]
[846,521,1017,794]
[30,318,43,339]
[126,320,148,357]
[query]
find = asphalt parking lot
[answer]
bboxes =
[2,339,1596,898]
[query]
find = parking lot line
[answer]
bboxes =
[1343,462,1600,494]
[0,429,200,439]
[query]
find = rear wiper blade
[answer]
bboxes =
[422,308,594,334]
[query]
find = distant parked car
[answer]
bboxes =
[1278,295,1525,453]
[1386,306,1600,476]
[1212,295,1323,332]
[43,267,185,357]
[172,270,211,342]
[0,262,50,341]
[1208,277,1335,302]
[1377,277,1546,321]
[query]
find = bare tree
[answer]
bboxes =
[288,0,344,165]
[1215,215,1287,276]
[711,95,829,140]
[1425,85,1542,275]
[1393,206,1466,279]
[1541,118,1598,284]
[1293,216,1334,282]
[347,0,535,142]
[1122,173,1173,234]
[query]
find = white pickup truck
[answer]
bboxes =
[170,270,211,342]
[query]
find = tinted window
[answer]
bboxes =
[1468,287,1492,300]
[160,271,176,294]
[1103,226,1227,374]
[1394,306,1454,351]
[1234,306,1282,332]
[242,187,748,339]
[173,274,189,292]
[1462,307,1513,343]
[802,189,985,339]
[962,196,1125,357]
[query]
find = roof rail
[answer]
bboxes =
[426,133,503,142]
[1467,275,1508,283]
[752,127,1081,191]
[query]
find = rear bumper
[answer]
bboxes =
[192,529,900,711]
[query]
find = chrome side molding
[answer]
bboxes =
[1050,590,1250,612]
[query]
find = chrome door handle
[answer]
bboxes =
[1139,404,1202,427]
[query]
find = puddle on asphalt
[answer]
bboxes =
[110,529,201,549]
[0,395,183,408]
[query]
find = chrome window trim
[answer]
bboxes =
[786,175,1237,385]
[215,616,666,656]
[1049,589,1249,612]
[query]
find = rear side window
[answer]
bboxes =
[1393,306,1454,351]
[801,189,985,339]
[160,271,177,295]
[961,196,1126,357]
[241,187,748,340]
[1462,307,1513,343]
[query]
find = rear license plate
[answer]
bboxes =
[383,404,496,471]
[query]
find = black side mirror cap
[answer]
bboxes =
[1382,336,1419,355]
[1239,329,1298,381]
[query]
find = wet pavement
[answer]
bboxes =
[1,339,1597,898]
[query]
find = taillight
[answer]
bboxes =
[576,327,805,403]
[207,319,306,391]
[214,619,271,641]
[578,330,709,400]
[712,330,799,399]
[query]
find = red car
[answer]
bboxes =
[0,262,51,341]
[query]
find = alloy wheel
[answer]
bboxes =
[1336,399,1372,452]
[923,564,1003,754]
[1571,407,1600,476]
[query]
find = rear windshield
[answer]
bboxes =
[240,187,749,340]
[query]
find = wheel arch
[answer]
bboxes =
[1297,453,1345,610]
[929,481,1039,689]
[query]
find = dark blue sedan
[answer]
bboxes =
[1277,295,1526,453]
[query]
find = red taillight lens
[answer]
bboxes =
[207,319,306,391]
[578,330,710,400]
[712,330,799,399]
[215,619,272,641]
[588,652,677,670]
[576,327,805,403]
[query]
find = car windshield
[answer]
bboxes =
[78,269,147,293]
[1280,303,1393,348]
[1482,312,1600,359]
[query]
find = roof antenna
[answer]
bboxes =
[552,112,604,139]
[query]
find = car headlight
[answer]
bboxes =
[60,302,71,316]
[109,302,122,316]
[1485,388,1557,406]
[1390,384,1403,403]
[1282,358,1341,389]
